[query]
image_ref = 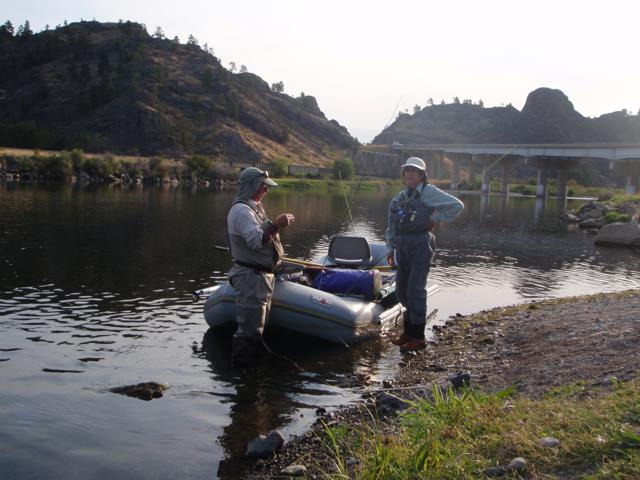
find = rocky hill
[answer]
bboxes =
[0,20,356,164]
[374,88,640,145]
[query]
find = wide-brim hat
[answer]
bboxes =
[400,157,426,171]
[239,167,278,187]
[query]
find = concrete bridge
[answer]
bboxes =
[356,143,640,196]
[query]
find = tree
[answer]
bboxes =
[228,61,237,73]
[478,99,484,107]
[1,20,14,36]
[187,34,198,46]
[153,26,165,39]
[239,64,248,73]
[272,158,289,177]
[186,155,210,177]
[453,96,460,104]
[202,67,213,89]
[271,81,284,93]
[333,158,354,180]
[16,20,33,38]
[413,104,421,113]
[172,35,180,44]
[427,97,434,106]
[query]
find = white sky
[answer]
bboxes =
[4,0,640,142]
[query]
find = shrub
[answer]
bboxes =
[333,157,354,180]
[70,149,85,174]
[604,211,631,224]
[42,153,72,180]
[272,158,289,178]
[186,155,210,177]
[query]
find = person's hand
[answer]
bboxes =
[275,213,295,228]
[386,253,395,268]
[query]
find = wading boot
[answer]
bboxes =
[391,333,412,346]
[399,338,426,352]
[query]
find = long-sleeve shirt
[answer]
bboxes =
[227,200,267,250]
[385,183,464,252]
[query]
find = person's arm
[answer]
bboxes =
[229,204,264,250]
[422,185,464,223]
[384,192,403,266]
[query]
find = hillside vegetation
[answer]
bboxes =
[374,88,640,145]
[0,20,356,165]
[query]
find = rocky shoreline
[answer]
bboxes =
[250,288,640,478]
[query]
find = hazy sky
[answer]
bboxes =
[4,0,639,141]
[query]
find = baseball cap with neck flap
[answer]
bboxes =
[235,167,278,201]
[400,157,426,171]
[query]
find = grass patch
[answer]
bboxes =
[318,380,640,479]
[273,177,400,193]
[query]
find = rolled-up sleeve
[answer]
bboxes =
[421,185,464,223]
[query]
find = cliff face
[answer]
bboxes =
[0,21,355,164]
[373,88,640,145]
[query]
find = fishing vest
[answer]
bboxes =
[394,185,435,235]
[228,200,284,272]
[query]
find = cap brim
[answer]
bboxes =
[263,178,278,187]
[400,163,425,171]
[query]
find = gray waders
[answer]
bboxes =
[395,232,436,340]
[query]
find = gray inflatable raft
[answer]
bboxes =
[197,236,438,344]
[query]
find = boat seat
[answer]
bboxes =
[328,236,372,267]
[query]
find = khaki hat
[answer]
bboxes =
[239,167,278,187]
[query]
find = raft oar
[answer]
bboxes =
[213,245,393,271]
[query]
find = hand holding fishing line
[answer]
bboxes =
[275,213,295,228]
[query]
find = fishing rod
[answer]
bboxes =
[212,245,393,272]
[451,145,519,198]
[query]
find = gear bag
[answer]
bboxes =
[312,269,382,300]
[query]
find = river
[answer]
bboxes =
[1,183,639,479]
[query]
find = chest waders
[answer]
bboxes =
[227,201,284,365]
[394,188,436,340]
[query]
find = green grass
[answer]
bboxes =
[604,211,632,224]
[273,177,400,193]
[317,380,640,479]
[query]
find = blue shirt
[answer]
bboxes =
[385,183,464,251]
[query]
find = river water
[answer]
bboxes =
[1,184,639,479]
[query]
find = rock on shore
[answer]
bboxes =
[249,289,640,478]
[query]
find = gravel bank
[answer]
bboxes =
[250,288,640,478]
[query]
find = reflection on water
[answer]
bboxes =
[1,184,639,479]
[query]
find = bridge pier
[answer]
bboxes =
[557,163,569,199]
[478,155,495,194]
[450,157,460,190]
[534,158,550,198]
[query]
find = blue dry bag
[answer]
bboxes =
[312,269,381,300]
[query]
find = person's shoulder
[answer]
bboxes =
[229,201,254,218]
[423,183,441,192]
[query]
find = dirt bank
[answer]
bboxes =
[251,288,640,478]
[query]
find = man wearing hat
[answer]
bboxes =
[227,167,295,365]
[385,157,463,352]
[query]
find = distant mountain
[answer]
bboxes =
[373,88,640,145]
[0,20,356,164]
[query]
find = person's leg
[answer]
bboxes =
[399,235,434,351]
[393,238,412,344]
[230,268,274,364]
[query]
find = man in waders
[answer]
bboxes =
[385,157,463,351]
[227,167,295,365]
